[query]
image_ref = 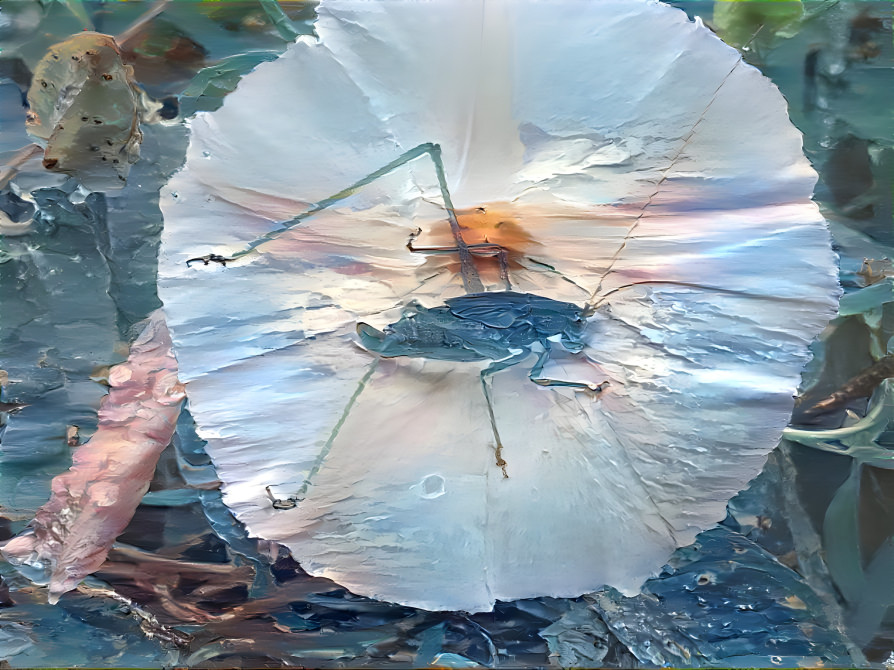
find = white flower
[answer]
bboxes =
[158,0,839,612]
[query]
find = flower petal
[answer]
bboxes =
[159,0,839,612]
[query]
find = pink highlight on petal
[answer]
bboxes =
[1,310,184,604]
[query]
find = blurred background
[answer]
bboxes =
[0,1,891,666]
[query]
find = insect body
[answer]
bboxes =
[357,291,606,479]
[358,291,589,375]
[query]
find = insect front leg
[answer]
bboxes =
[528,344,609,393]
[407,230,513,290]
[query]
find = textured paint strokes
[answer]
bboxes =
[158,0,839,611]
[2,310,184,603]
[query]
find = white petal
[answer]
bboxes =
[159,0,839,612]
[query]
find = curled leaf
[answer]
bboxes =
[1,310,184,603]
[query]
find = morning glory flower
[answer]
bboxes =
[158,0,838,612]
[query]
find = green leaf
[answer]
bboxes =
[822,462,865,605]
[838,280,894,317]
[713,0,804,48]
[179,51,280,116]
[259,0,300,42]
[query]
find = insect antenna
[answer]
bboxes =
[584,279,811,314]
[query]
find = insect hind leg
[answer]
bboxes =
[528,346,609,393]
[185,143,485,293]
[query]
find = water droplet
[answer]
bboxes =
[412,474,446,499]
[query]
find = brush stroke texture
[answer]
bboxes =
[2,310,184,603]
[158,0,839,611]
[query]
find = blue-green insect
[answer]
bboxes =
[189,143,606,489]
[356,289,606,478]
[357,290,604,391]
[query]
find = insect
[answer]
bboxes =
[359,290,608,473]
[190,142,608,499]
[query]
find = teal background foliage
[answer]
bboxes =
[0,1,892,666]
